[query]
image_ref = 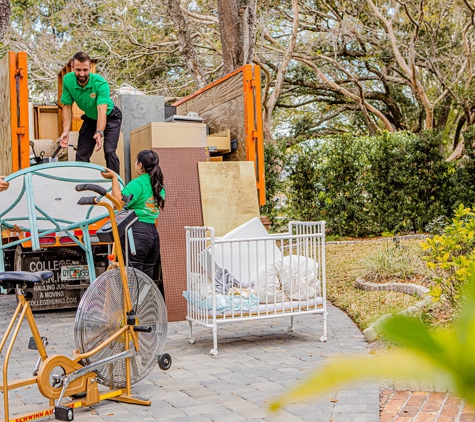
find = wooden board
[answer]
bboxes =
[0,54,12,175]
[198,161,260,237]
[173,65,265,205]
[34,105,60,140]
[176,70,242,115]
[175,71,247,162]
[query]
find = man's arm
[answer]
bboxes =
[93,104,108,152]
[59,105,72,148]
[0,176,9,192]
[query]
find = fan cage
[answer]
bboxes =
[74,267,167,388]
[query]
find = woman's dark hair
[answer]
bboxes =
[137,150,165,209]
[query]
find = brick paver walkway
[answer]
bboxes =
[380,390,475,421]
[0,294,380,422]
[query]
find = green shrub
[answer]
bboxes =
[286,136,370,237]
[363,131,451,234]
[281,130,454,237]
[421,204,475,306]
[449,127,475,210]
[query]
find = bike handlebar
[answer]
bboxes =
[77,196,97,206]
[75,183,108,197]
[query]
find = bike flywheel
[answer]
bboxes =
[74,267,167,388]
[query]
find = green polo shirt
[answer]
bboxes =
[122,173,165,224]
[60,72,114,120]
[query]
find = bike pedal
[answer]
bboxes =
[54,405,74,421]
[28,336,47,350]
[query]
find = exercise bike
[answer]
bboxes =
[0,183,171,421]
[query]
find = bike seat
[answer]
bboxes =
[0,271,53,289]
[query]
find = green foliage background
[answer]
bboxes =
[264,130,475,238]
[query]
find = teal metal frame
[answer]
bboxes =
[0,162,124,285]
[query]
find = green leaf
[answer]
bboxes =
[380,315,450,369]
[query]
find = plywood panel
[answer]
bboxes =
[177,87,246,162]
[176,72,243,115]
[206,96,246,161]
[198,162,260,237]
[36,106,59,140]
[0,54,12,175]
[156,147,208,322]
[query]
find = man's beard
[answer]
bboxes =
[76,74,89,85]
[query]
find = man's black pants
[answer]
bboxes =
[76,106,122,174]
[120,221,160,280]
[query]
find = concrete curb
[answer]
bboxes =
[355,277,431,343]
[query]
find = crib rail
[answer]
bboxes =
[184,221,327,355]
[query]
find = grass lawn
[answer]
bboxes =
[326,238,423,331]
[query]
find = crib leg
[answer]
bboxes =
[210,325,218,356]
[287,316,294,332]
[188,320,195,344]
[320,311,328,342]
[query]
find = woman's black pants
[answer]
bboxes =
[120,221,160,280]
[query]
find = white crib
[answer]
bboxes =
[184,221,327,355]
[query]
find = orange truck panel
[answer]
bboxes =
[9,51,29,172]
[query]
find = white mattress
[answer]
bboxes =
[200,217,283,286]
[209,297,324,317]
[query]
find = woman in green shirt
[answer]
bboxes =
[102,150,165,279]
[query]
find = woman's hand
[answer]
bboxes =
[101,169,116,180]
[101,168,124,208]
[0,176,9,192]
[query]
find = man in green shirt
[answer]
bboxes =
[59,52,122,174]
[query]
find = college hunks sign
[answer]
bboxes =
[19,253,90,311]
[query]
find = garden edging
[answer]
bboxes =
[355,276,430,343]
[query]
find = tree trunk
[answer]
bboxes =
[166,0,207,89]
[0,0,10,39]
[263,0,300,142]
[217,0,256,74]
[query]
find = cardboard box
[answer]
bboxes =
[130,122,207,178]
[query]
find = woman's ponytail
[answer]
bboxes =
[136,150,165,209]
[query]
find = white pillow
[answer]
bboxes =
[277,255,320,300]
[255,262,289,303]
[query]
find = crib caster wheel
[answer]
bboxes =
[210,349,218,356]
[319,336,327,342]
[287,326,294,332]
[158,353,172,370]
[55,405,74,421]
[189,337,195,344]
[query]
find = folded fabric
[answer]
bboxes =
[215,267,241,294]
[183,291,259,313]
